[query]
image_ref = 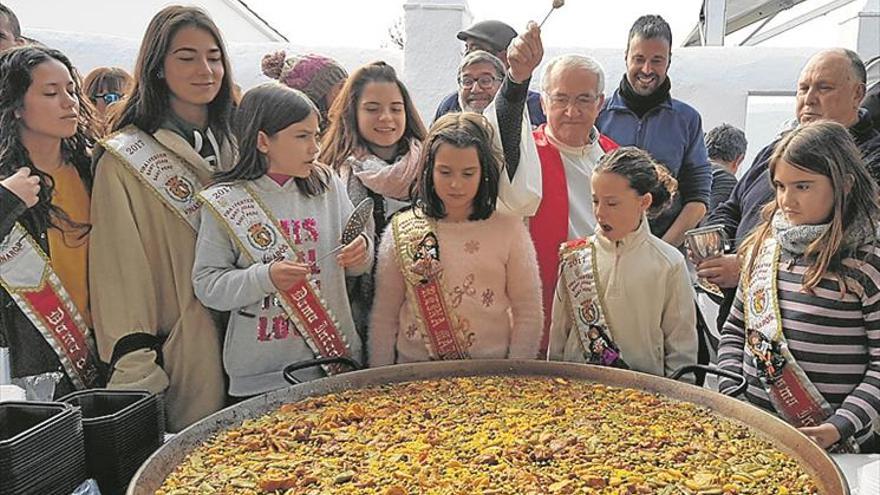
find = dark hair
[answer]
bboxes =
[0,45,95,237]
[319,61,426,170]
[705,123,747,162]
[108,6,234,143]
[215,82,330,197]
[416,112,502,221]
[0,3,21,38]
[742,121,880,293]
[627,14,672,50]
[594,146,677,219]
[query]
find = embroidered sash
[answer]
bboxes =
[391,209,470,360]
[0,224,102,389]
[199,184,353,375]
[744,236,858,452]
[531,125,619,358]
[101,126,203,231]
[558,238,628,368]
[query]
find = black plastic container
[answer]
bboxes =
[0,401,86,495]
[60,389,164,495]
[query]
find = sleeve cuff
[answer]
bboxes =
[0,184,28,221]
[681,195,710,207]
[107,349,170,395]
[501,74,531,102]
[717,378,738,395]
[257,262,276,294]
[826,412,857,441]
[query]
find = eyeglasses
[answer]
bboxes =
[458,75,500,90]
[92,92,122,105]
[548,94,600,110]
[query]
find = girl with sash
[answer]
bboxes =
[0,45,103,397]
[718,121,880,453]
[548,147,697,377]
[89,6,234,431]
[369,112,542,366]
[319,62,427,338]
[193,83,371,397]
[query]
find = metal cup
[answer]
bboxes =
[685,225,727,263]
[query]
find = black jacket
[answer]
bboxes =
[707,109,880,246]
[705,109,880,329]
[0,185,77,397]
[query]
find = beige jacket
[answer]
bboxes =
[549,217,698,377]
[89,126,231,431]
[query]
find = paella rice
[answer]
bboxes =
[157,376,820,494]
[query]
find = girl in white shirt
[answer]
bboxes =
[549,147,698,377]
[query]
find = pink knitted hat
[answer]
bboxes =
[261,51,348,109]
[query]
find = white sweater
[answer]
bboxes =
[192,175,372,396]
[548,218,698,377]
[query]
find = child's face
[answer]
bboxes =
[357,81,405,151]
[432,143,481,221]
[259,112,320,178]
[591,171,651,242]
[773,159,835,226]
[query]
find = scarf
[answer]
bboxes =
[771,211,877,257]
[345,139,423,201]
[618,74,671,119]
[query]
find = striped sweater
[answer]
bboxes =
[718,245,880,448]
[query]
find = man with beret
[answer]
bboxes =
[434,19,546,127]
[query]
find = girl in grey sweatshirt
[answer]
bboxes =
[193,83,372,397]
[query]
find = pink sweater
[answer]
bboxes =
[368,211,543,366]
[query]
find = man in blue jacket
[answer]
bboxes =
[596,15,711,247]
[433,20,546,127]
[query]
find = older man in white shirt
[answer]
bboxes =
[489,22,619,355]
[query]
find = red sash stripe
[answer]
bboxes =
[281,280,351,374]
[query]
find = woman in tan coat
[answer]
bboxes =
[89,5,235,432]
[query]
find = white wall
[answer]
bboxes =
[31,27,814,133]
[25,3,822,165]
[5,0,283,43]
[28,29,403,93]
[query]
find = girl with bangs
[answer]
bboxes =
[193,83,371,397]
[89,5,236,431]
[0,45,103,398]
[82,67,133,136]
[369,112,542,366]
[319,61,427,337]
[718,121,880,453]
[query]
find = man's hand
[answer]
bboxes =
[507,21,543,84]
[696,254,741,289]
[1,167,40,208]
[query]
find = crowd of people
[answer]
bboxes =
[0,2,878,455]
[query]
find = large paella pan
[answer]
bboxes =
[128,360,849,494]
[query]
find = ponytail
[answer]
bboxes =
[595,147,678,219]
